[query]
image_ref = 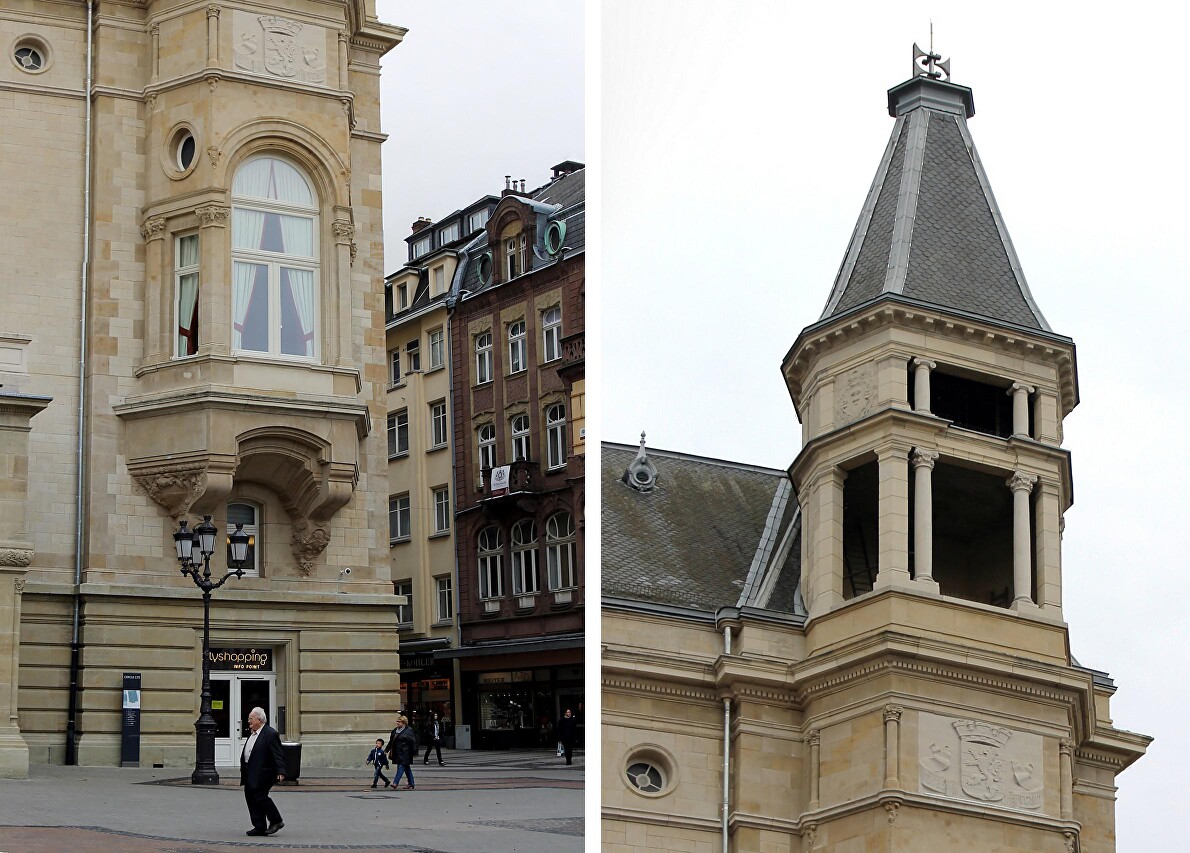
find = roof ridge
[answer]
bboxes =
[603,441,790,476]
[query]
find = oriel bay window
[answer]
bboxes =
[478,527,504,599]
[175,233,200,356]
[547,511,576,590]
[511,519,539,595]
[231,156,319,359]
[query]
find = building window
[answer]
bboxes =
[546,404,567,470]
[478,424,496,482]
[412,236,430,259]
[433,486,451,534]
[397,283,409,310]
[507,320,526,374]
[505,237,519,279]
[175,233,200,356]
[387,410,409,457]
[428,328,444,370]
[547,511,576,590]
[430,401,448,448]
[520,234,528,273]
[435,576,453,622]
[475,332,493,384]
[542,306,562,362]
[511,414,530,461]
[231,156,318,359]
[468,208,489,233]
[394,579,412,625]
[478,527,503,599]
[389,494,411,541]
[226,502,259,576]
[406,339,421,372]
[432,265,445,295]
[13,44,45,72]
[389,349,401,385]
[511,519,539,595]
[438,222,459,245]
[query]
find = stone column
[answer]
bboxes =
[0,391,51,778]
[338,31,350,90]
[140,217,169,366]
[912,358,935,413]
[883,705,902,788]
[910,448,939,591]
[150,24,160,82]
[332,220,355,368]
[1034,478,1062,613]
[206,6,221,67]
[1059,738,1074,819]
[1008,383,1034,437]
[1007,470,1038,609]
[807,729,821,811]
[874,445,911,590]
[196,206,230,355]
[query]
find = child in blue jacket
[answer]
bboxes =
[366,738,391,788]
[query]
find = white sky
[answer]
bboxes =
[602,2,1188,850]
[374,1,584,274]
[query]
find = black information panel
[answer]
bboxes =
[120,672,141,767]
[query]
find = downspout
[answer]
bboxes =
[444,251,468,738]
[722,624,732,853]
[66,0,94,765]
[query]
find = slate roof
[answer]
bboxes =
[603,441,802,615]
[821,76,1050,331]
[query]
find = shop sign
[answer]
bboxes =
[490,465,510,495]
[426,678,450,691]
[209,647,272,671]
[401,654,435,670]
[478,671,511,685]
[512,670,533,682]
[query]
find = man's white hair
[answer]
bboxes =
[249,707,267,723]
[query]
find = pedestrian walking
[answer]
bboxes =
[385,715,418,789]
[240,707,286,836]
[366,737,391,788]
[421,712,445,766]
[557,707,577,766]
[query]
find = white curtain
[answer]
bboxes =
[232,208,265,251]
[284,267,315,357]
[178,234,199,267]
[272,159,313,206]
[232,159,273,199]
[279,214,314,257]
[232,262,264,351]
[176,272,199,354]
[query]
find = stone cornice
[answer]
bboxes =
[602,805,718,832]
[602,675,718,704]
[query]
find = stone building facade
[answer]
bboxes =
[445,164,585,749]
[602,67,1149,851]
[0,0,404,772]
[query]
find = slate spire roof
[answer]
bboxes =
[819,74,1051,331]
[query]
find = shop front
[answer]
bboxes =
[208,647,278,767]
[398,644,455,745]
[462,662,584,750]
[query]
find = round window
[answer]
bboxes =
[14,46,42,71]
[477,252,493,285]
[177,133,196,171]
[545,220,567,256]
[626,762,663,793]
[12,37,51,74]
[621,744,677,798]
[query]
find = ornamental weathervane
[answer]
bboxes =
[912,22,951,81]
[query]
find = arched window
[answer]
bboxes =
[546,404,567,470]
[231,156,319,359]
[511,520,539,595]
[478,526,503,599]
[511,414,530,461]
[508,320,526,374]
[542,305,562,362]
[478,424,496,483]
[546,511,575,591]
[226,501,260,576]
[475,332,493,384]
[505,237,519,279]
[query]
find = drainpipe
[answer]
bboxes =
[65,0,94,766]
[721,624,732,853]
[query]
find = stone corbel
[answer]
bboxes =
[0,546,33,568]
[290,520,331,576]
[129,459,235,520]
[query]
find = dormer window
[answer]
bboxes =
[438,222,459,245]
[468,209,490,233]
[505,237,519,279]
[397,284,409,310]
[412,235,431,259]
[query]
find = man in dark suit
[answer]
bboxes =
[240,706,286,836]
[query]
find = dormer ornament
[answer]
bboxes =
[623,432,658,493]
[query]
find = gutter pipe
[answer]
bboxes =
[722,624,732,853]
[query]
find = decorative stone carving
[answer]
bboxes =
[145,93,158,112]
[1064,831,1077,853]
[232,11,327,85]
[884,704,904,723]
[14,577,25,594]
[910,448,938,470]
[140,217,167,241]
[1007,470,1038,493]
[341,98,356,129]
[918,713,1043,811]
[207,146,221,168]
[622,432,658,493]
[884,801,899,824]
[332,221,355,243]
[0,550,33,568]
[803,823,818,847]
[349,242,357,265]
[834,362,876,426]
[291,520,330,575]
[807,729,820,747]
[131,466,208,518]
[206,75,219,94]
[196,206,230,228]
[207,4,221,18]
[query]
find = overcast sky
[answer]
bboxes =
[603,2,1187,849]
[374,1,584,274]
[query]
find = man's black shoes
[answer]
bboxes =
[246,828,267,836]
[266,820,284,835]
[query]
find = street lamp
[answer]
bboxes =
[174,515,250,785]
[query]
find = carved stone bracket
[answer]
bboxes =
[1064,831,1078,853]
[910,448,938,470]
[332,221,355,243]
[0,550,33,568]
[291,520,330,575]
[196,205,230,228]
[14,577,25,594]
[883,704,904,723]
[130,465,212,519]
[207,146,222,168]
[803,823,818,848]
[140,217,167,241]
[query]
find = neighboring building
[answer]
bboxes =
[0,1,404,774]
[443,163,586,749]
[383,195,497,739]
[602,62,1149,852]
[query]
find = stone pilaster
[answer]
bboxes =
[883,705,902,788]
[874,444,911,590]
[807,729,821,811]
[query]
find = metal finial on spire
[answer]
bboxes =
[912,37,951,81]
[640,431,647,447]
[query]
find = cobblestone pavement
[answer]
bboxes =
[0,750,584,853]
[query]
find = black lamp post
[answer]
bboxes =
[174,515,250,785]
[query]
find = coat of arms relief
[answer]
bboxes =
[232,13,327,85]
[919,713,1044,811]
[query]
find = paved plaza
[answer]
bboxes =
[0,749,584,853]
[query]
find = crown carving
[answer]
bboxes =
[258,15,302,37]
[952,719,1012,748]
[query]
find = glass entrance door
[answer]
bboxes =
[212,674,275,766]
[212,676,234,766]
